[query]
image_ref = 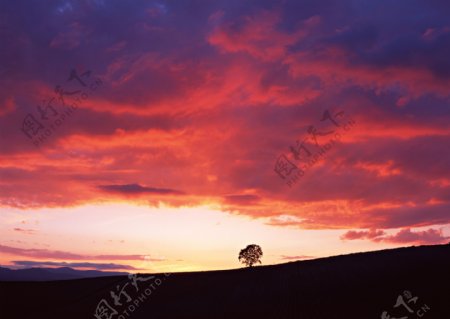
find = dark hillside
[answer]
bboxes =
[0,244,448,319]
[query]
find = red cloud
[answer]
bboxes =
[341,228,449,245]
[382,228,449,245]
[340,229,386,241]
[208,10,311,62]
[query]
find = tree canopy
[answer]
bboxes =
[238,244,263,267]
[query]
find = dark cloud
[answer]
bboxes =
[12,260,137,271]
[97,183,184,195]
[0,244,162,261]
[223,194,261,204]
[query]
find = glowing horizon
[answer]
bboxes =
[1,202,448,273]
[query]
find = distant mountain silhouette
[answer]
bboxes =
[0,244,449,318]
[0,266,127,281]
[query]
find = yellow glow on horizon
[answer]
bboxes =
[1,203,447,273]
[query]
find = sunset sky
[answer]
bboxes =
[0,0,449,273]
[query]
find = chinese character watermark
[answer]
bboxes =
[93,272,171,319]
[274,108,356,188]
[20,68,103,148]
[381,290,431,319]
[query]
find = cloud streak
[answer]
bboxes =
[13,228,36,235]
[97,183,184,195]
[279,255,315,261]
[12,260,137,271]
[0,244,163,262]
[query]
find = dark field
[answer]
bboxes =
[1,244,449,319]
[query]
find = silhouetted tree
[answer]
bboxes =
[238,244,263,267]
